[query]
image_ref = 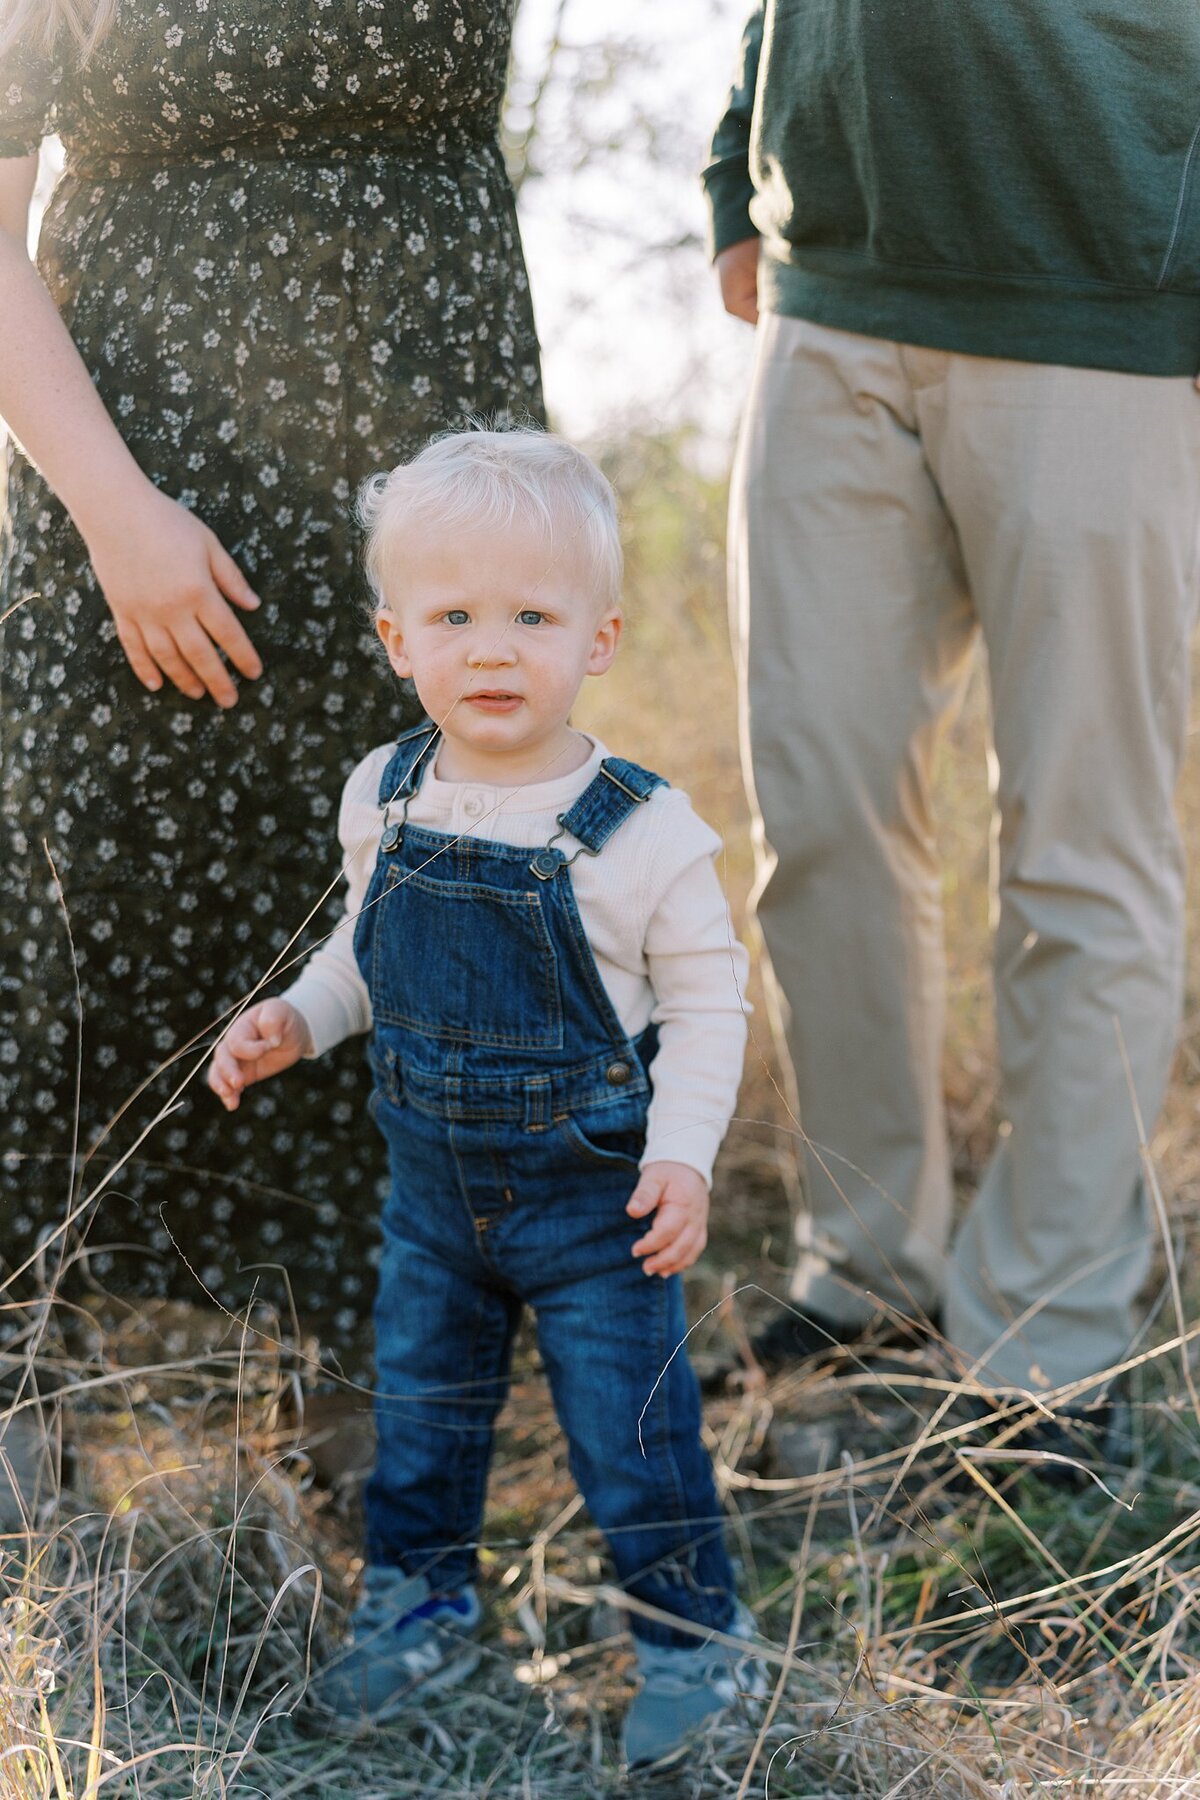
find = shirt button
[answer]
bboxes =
[463,794,483,817]
[606,1061,632,1087]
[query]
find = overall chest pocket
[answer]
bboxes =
[370,865,564,1051]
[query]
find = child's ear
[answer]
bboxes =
[376,609,412,679]
[586,607,623,677]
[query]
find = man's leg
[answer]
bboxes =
[921,357,1200,1390]
[730,313,975,1326]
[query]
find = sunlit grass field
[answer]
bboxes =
[5,433,1200,1797]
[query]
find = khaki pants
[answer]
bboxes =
[730,313,1200,1391]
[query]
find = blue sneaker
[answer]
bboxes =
[621,1603,768,1772]
[307,1567,482,1728]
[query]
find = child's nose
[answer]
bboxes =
[468,631,517,669]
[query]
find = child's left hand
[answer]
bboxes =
[627,1162,710,1276]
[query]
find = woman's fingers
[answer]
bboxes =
[197,592,263,683]
[173,619,241,707]
[148,597,259,709]
[112,617,164,693]
[141,625,207,701]
[90,493,263,701]
[209,536,261,613]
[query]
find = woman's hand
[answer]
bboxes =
[0,205,262,706]
[627,1161,711,1276]
[85,485,263,707]
[208,999,312,1110]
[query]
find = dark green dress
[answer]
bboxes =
[0,0,542,1374]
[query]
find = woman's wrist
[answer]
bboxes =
[69,456,161,551]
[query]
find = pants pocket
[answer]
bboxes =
[559,1115,643,1170]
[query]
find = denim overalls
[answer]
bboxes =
[353,724,736,1648]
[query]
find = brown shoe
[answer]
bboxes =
[697,1304,940,1395]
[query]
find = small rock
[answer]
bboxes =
[767,1419,841,1478]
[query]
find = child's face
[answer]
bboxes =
[376,522,622,782]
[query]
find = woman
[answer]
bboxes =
[0,0,542,1381]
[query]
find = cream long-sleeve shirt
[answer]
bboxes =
[281,735,750,1184]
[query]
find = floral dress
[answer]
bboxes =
[0,0,542,1376]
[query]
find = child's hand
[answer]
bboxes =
[627,1162,710,1276]
[208,999,312,1110]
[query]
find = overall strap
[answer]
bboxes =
[528,758,668,880]
[560,758,667,852]
[376,719,440,807]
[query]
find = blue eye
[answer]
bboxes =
[516,609,544,626]
[445,609,469,625]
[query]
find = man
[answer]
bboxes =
[705,2,1200,1424]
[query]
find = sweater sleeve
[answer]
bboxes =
[639,806,751,1185]
[701,4,765,259]
[278,752,385,1055]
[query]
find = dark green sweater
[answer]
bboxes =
[704,2,1200,374]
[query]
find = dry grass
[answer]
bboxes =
[6,433,1200,1796]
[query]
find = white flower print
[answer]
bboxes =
[0,0,542,1379]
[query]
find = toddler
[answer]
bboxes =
[208,428,762,1770]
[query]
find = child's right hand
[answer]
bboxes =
[208,999,312,1110]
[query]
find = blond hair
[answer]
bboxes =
[0,0,117,64]
[359,427,623,617]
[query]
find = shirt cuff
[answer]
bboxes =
[278,971,366,1058]
[703,162,760,260]
[640,1121,721,1188]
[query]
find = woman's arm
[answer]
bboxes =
[0,155,262,706]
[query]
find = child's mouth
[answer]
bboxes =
[466,692,522,713]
